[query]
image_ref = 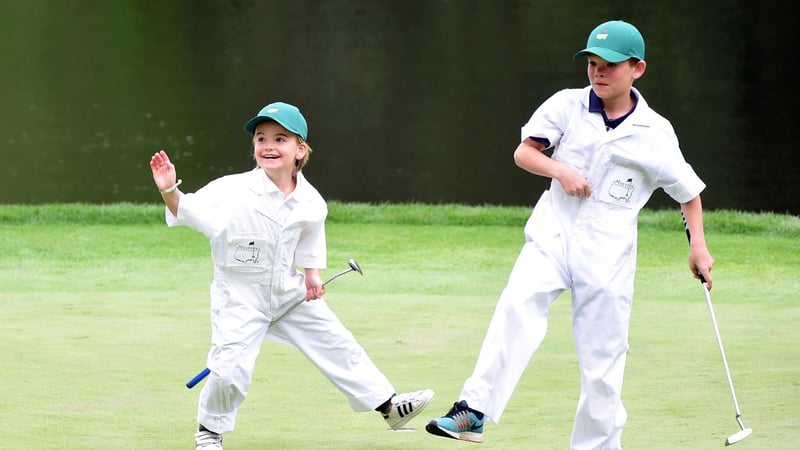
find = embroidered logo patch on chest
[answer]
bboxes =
[608,177,635,203]
[234,241,262,264]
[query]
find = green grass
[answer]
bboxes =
[1,203,798,449]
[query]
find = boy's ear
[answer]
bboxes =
[632,60,647,79]
[295,142,308,161]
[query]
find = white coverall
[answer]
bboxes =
[460,86,706,449]
[166,168,395,434]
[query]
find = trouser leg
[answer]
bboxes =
[569,257,634,449]
[460,241,568,423]
[269,298,395,411]
[198,282,268,433]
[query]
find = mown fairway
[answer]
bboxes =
[1,204,797,449]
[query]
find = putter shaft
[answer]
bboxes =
[683,213,751,444]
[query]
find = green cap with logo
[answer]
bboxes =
[573,20,645,63]
[244,101,308,140]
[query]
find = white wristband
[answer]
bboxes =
[159,179,182,194]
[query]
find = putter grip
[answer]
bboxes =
[186,367,210,389]
[683,214,708,284]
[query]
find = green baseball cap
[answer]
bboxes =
[573,20,645,63]
[244,101,308,140]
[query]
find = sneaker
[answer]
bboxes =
[425,400,485,443]
[383,388,435,430]
[194,428,223,450]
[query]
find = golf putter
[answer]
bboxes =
[270,258,363,326]
[683,213,752,445]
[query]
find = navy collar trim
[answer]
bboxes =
[589,89,638,130]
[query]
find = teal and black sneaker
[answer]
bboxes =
[425,400,485,443]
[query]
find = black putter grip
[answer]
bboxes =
[683,214,708,284]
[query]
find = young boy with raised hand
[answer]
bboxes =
[150,101,433,450]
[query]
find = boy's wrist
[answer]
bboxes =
[159,179,182,194]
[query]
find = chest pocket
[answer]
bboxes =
[596,154,647,209]
[223,233,269,272]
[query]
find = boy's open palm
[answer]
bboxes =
[150,150,177,191]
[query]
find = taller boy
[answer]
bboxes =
[426,20,714,449]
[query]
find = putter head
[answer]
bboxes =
[725,428,752,446]
[348,258,363,276]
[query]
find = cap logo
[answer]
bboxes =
[267,108,279,113]
[596,30,609,40]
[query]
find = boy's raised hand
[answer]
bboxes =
[150,150,177,191]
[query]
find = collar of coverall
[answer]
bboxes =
[589,89,639,129]
[249,168,314,201]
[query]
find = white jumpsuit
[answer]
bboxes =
[460,86,705,449]
[166,168,395,434]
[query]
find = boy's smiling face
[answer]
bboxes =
[585,55,646,102]
[253,120,307,176]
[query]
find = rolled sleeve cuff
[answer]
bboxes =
[665,178,706,204]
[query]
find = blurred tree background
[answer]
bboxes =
[0,0,795,214]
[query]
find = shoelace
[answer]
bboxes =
[451,411,474,431]
[444,402,465,418]
[444,403,475,431]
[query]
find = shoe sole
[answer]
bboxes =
[425,421,484,443]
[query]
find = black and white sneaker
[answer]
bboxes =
[194,427,223,449]
[383,389,435,430]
